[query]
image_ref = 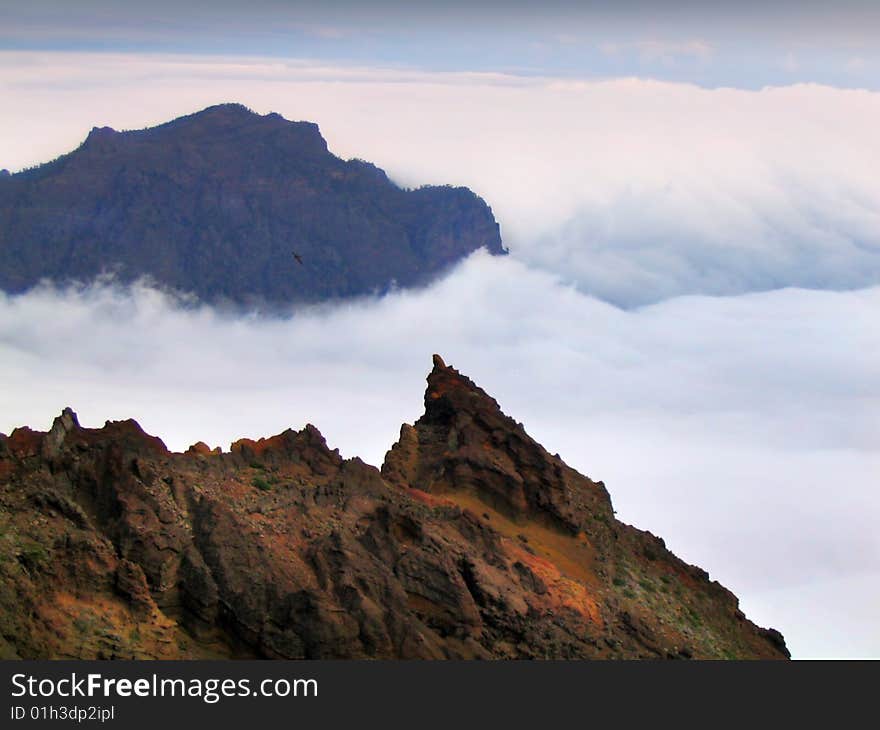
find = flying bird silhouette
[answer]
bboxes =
[292,251,304,266]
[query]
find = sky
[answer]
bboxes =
[0,2,878,659]
[2,1,880,88]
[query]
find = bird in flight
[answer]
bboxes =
[292,251,304,266]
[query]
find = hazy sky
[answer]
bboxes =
[0,2,878,659]
[2,1,880,88]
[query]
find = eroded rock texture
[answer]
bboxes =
[0,357,788,659]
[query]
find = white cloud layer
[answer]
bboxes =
[1,253,878,658]
[1,52,877,659]
[3,52,880,304]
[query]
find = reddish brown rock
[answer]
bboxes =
[0,357,788,659]
[115,559,158,617]
[186,441,218,456]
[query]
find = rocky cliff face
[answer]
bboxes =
[0,104,504,305]
[0,357,787,659]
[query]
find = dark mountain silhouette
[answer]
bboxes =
[0,104,504,305]
[0,356,787,660]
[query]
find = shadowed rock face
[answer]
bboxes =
[0,357,788,659]
[0,104,504,306]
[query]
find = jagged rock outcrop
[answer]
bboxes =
[0,357,788,659]
[0,104,505,306]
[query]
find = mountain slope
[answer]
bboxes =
[0,104,504,305]
[0,356,787,659]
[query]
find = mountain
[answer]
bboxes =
[0,356,787,659]
[0,104,504,305]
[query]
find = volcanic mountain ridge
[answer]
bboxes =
[0,356,788,659]
[0,104,504,306]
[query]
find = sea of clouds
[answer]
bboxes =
[1,53,878,657]
[1,256,877,659]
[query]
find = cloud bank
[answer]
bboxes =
[2,53,880,305]
[1,52,877,658]
[1,253,877,658]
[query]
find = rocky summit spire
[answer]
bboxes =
[391,355,612,534]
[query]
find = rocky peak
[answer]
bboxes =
[84,125,118,143]
[424,353,502,419]
[386,356,614,534]
[42,407,80,458]
[195,102,256,119]
[229,423,343,475]
[153,103,328,155]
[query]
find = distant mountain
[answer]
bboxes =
[0,104,504,305]
[0,355,787,659]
